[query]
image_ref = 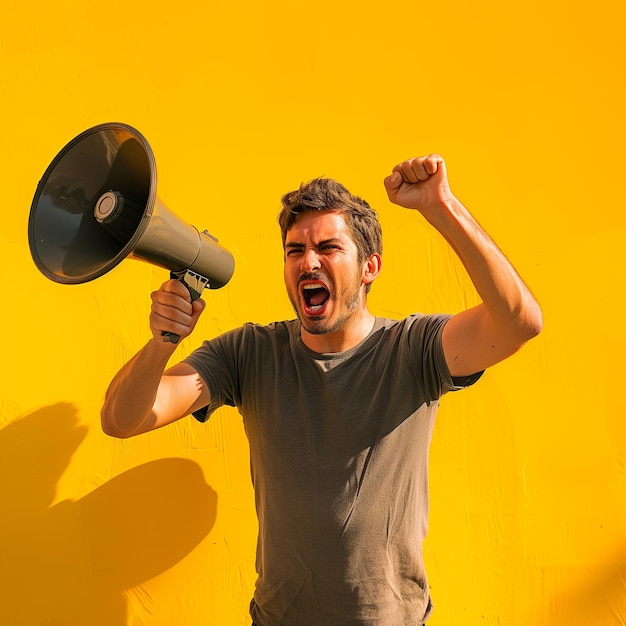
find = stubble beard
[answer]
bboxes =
[289,277,362,336]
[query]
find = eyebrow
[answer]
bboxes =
[284,237,344,250]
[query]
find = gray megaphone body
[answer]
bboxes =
[28,123,235,343]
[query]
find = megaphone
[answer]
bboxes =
[28,123,235,343]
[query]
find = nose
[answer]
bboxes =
[300,248,321,272]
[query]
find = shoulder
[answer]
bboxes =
[239,319,297,343]
[372,314,454,374]
[376,313,452,342]
[182,319,297,398]
[192,319,297,353]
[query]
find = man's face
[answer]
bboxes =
[284,210,367,337]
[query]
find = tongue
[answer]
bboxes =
[309,289,328,306]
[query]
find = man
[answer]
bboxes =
[101,154,542,625]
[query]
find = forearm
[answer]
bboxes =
[101,338,177,438]
[428,195,543,341]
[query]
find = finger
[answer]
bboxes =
[151,288,194,315]
[150,310,193,339]
[150,297,195,333]
[191,298,206,317]
[160,298,205,337]
[392,158,429,183]
[410,158,432,181]
[162,278,192,301]
[383,171,403,194]
[150,292,195,341]
[151,300,194,326]
[391,161,417,182]
[423,153,444,176]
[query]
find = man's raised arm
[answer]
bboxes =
[384,154,542,377]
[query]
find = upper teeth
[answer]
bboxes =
[303,284,324,290]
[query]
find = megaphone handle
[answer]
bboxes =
[162,270,210,344]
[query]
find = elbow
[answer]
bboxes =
[101,414,125,439]
[101,402,160,439]
[518,302,543,344]
[101,407,136,439]
[527,301,544,338]
[531,314,543,339]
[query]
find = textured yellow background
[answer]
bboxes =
[1,0,625,624]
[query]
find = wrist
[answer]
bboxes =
[418,193,464,228]
[148,335,180,360]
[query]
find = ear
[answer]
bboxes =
[362,253,382,286]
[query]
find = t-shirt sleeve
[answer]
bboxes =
[406,313,483,398]
[182,327,244,423]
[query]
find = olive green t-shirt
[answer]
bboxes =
[184,314,481,625]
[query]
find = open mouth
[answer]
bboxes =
[301,282,330,315]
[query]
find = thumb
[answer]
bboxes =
[192,298,206,316]
[383,171,402,196]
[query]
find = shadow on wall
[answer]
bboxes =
[542,554,626,626]
[0,403,218,625]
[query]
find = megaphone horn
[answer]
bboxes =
[28,123,235,343]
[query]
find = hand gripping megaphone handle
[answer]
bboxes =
[162,270,210,344]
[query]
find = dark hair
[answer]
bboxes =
[277,177,383,262]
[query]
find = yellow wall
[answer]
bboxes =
[1,0,624,624]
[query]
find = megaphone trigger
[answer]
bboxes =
[161,270,210,345]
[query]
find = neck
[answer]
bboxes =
[300,309,376,354]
